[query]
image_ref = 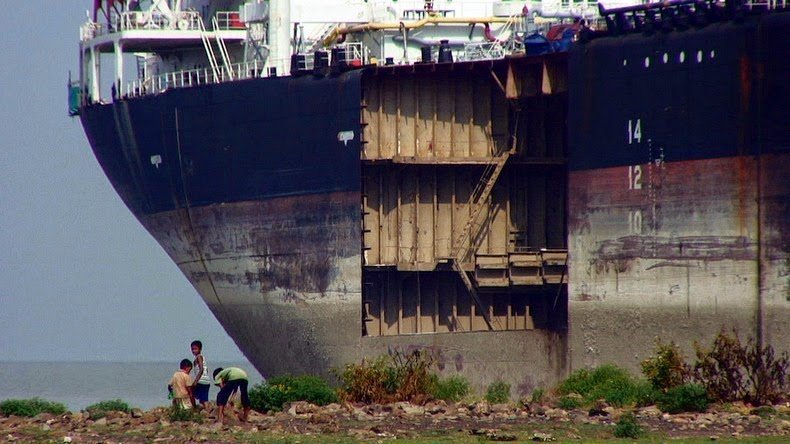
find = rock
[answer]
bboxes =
[588,407,608,417]
[131,408,143,418]
[545,408,568,420]
[709,436,718,441]
[93,417,107,426]
[159,420,171,427]
[287,401,319,416]
[399,404,425,416]
[531,432,555,441]
[734,425,745,433]
[747,415,761,424]
[470,401,491,416]
[491,403,512,414]
[62,437,73,443]
[40,424,51,431]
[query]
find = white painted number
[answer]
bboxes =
[627,119,642,144]
[628,210,643,234]
[628,165,642,190]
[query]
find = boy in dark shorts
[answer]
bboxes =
[190,340,211,409]
[212,367,250,423]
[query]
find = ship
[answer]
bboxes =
[71,0,788,393]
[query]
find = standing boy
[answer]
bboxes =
[212,367,250,422]
[190,340,211,409]
[169,359,195,409]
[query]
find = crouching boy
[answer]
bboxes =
[170,359,195,409]
[212,367,250,422]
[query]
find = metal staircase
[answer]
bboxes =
[198,17,221,82]
[212,16,234,79]
[450,148,512,330]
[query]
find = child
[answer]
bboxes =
[170,359,195,409]
[190,340,211,409]
[212,367,250,423]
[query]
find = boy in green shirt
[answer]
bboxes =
[212,367,250,422]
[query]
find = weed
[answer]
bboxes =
[657,383,709,414]
[641,338,691,391]
[0,398,67,417]
[168,405,202,423]
[249,375,337,413]
[693,330,788,405]
[485,381,510,404]
[85,399,131,419]
[432,375,470,402]
[336,349,437,404]
[613,412,642,439]
[530,388,546,404]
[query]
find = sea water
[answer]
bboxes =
[0,362,264,411]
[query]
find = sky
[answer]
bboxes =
[0,1,248,363]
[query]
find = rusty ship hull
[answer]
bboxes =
[78,4,788,392]
[567,10,789,368]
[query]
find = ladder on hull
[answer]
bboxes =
[450,148,512,331]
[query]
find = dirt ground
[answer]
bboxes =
[2,400,789,443]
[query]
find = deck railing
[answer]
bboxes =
[80,10,242,41]
[122,59,279,99]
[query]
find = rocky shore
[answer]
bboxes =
[3,401,789,443]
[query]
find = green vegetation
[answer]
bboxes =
[431,375,470,402]
[641,339,690,391]
[85,399,131,419]
[556,364,658,408]
[530,388,546,404]
[613,411,643,439]
[167,405,202,423]
[0,398,67,417]
[249,375,338,413]
[656,383,709,414]
[336,349,436,404]
[484,381,511,404]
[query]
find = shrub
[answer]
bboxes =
[249,375,338,413]
[693,330,788,405]
[613,412,643,439]
[657,383,709,414]
[0,398,67,417]
[641,339,690,391]
[168,405,202,423]
[336,349,436,404]
[85,399,131,419]
[485,381,511,404]
[432,375,470,402]
[557,364,657,408]
[558,394,583,410]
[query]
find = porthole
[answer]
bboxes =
[679,51,686,63]
[710,50,716,59]
[697,50,703,63]
[662,53,668,64]
[644,56,650,68]
[623,58,628,66]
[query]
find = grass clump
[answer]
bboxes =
[656,383,709,414]
[249,375,338,413]
[557,393,583,410]
[168,405,202,423]
[337,349,436,404]
[485,381,511,404]
[432,375,470,402]
[557,364,657,408]
[0,398,67,417]
[85,399,131,419]
[613,411,643,439]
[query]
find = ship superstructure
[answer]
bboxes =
[72,0,788,391]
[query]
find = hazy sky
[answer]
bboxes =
[0,1,247,363]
